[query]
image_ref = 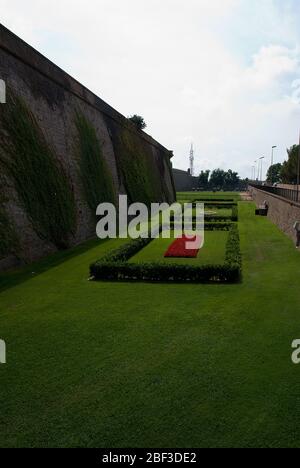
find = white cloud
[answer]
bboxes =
[244,45,300,89]
[1,0,300,178]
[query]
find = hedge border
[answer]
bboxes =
[191,201,239,222]
[90,223,242,284]
[174,202,238,223]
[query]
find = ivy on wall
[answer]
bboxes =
[0,195,19,260]
[75,112,115,213]
[110,123,169,206]
[156,148,176,203]
[0,91,76,249]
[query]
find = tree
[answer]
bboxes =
[197,168,242,191]
[224,169,239,190]
[128,114,147,130]
[281,145,300,184]
[266,163,282,184]
[209,169,226,189]
[198,170,210,189]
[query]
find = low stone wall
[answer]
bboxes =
[277,184,300,191]
[249,186,300,243]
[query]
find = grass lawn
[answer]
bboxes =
[203,208,233,216]
[129,231,228,266]
[1,201,300,448]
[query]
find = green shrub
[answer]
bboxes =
[232,205,239,222]
[0,91,76,249]
[204,222,233,231]
[193,198,235,202]
[75,112,116,213]
[190,201,239,222]
[225,223,242,278]
[99,237,152,264]
[170,221,233,231]
[192,201,237,207]
[90,261,239,283]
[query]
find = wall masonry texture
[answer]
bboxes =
[250,186,300,244]
[0,25,176,271]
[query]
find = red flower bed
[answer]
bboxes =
[164,235,202,258]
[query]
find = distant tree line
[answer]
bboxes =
[266,144,300,185]
[198,169,248,191]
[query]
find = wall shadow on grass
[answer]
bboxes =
[0,238,107,293]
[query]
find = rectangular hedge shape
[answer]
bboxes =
[90,224,242,284]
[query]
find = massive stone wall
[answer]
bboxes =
[0,25,176,270]
[249,186,300,244]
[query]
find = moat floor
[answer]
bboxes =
[1,202,300,448]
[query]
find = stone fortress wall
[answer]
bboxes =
[0,25,176,270]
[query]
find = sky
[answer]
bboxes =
[1,0,300,179]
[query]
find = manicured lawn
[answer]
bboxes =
[130,231,228,265]
[1,200,300,448]
[203,208,233,216]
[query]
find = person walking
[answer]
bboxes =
[294,221,300,249]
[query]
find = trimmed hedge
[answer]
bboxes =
[171,213,238,223]
[193,198,235,202]
[225,223,241,270]
[205,215,234,222]
[170,221,233,231]
[192,202,237,208]
[90,262,239,283]
[189,201,239,222]
[98,237,152,264]
[90,224,242,284]
[232,205,238,222]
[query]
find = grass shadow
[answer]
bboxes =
[0,238,106,293]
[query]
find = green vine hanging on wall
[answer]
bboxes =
[111,124,164,206]
[0,194,19,260]
[75,112,116,214]
[0,91,76,249]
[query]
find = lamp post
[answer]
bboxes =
[259,157,265,183]
[271,146,277,185]
[254,160,258,181]
[297,131,300,202]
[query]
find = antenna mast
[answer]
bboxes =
[189,143,194,176]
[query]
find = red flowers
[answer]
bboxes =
[164,235,202,258]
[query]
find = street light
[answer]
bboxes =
[297,131,300,202]
[259,157,265,182]
[254,160,259,181]
[271,146,277,185]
